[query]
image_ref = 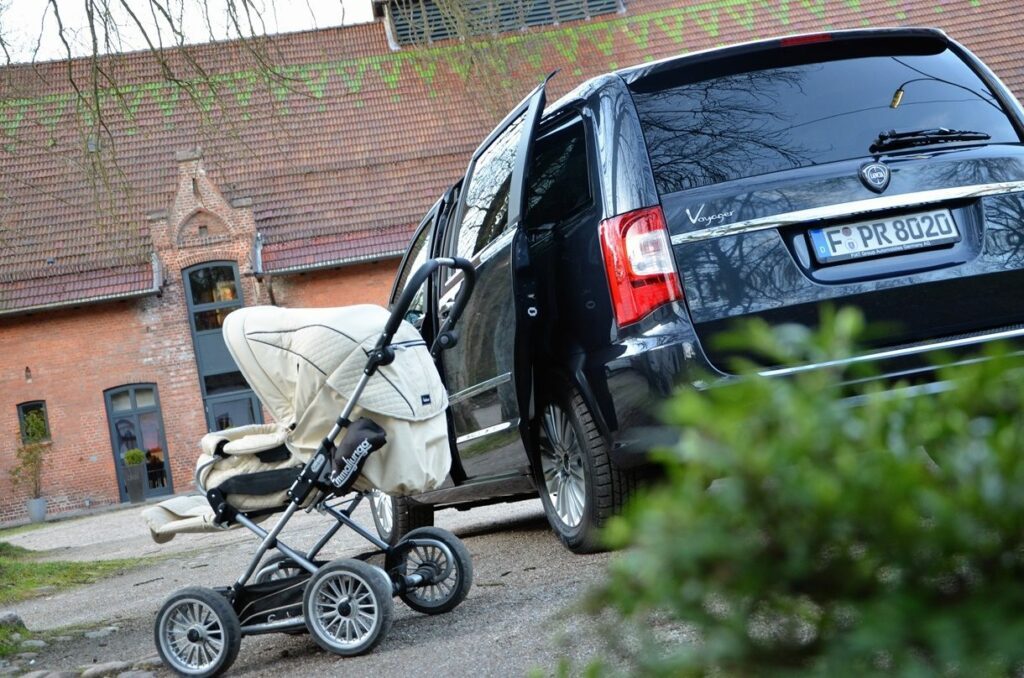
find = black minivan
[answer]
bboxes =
[370,27,1024,552]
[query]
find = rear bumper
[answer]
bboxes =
[582,310,1024,470]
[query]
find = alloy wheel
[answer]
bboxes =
[158,596,230,675]
[539,402,586,528]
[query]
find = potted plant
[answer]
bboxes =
[123,448,146,504]
[10,410,48,522]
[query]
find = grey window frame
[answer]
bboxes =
[183,261,245,337]
[386,0,624,46]
[16,400,50,443]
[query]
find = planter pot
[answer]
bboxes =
[26,497,46,523]
[124,464,146,504]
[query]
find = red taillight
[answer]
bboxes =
[780,33,832,47]
[599,206,683,327]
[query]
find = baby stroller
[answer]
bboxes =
[144,258,475,677]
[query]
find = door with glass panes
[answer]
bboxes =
[182,262,263,431]
[105,384,172,500]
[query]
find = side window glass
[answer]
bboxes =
[455,112,526,259]
[525,121,592,228]
[392,212,435,324]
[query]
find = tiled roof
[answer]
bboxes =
[0,262,158,314]
[0,0,1019,314]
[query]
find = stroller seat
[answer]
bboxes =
[142,423,302,543]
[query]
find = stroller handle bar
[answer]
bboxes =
[381,257,476,359]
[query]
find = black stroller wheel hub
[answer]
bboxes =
[412,561,443,585]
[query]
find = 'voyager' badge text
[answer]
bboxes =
[686,204,735,226]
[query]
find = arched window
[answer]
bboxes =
[182,261,262,431]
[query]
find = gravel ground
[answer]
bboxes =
[3,497,618,677]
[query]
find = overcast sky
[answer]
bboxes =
[0,0,374,64]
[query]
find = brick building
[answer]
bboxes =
[1,0,1020,522]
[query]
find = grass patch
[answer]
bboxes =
[0,622,33,658]
[0,541,148,606]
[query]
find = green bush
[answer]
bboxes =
[123,448,145,465]
[585,309,1024,676]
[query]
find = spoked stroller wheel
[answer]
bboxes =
[302,559,393,656]
[253,553,306,583]
[386,527,473,615]
[155,587,241,677]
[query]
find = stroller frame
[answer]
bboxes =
[155,258,476,676]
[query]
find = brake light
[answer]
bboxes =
[780,33,832,47]
[599,206,682,327]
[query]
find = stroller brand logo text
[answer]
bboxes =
[332,439,373,488]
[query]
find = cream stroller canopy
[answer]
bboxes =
[223,303,452,495]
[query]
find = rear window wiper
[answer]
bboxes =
[870,127,991,153]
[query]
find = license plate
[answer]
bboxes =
[809,209,960,264]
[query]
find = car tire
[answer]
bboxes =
[534,384,638,553]
[369,490,434,546]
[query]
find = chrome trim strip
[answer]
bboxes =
[449,372,512,404]
[842,380,956,407]
[456,421,514,444]
[759,326,1024,378]
[671,180,1024,245]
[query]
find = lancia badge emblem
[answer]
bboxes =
[859,162,891,193]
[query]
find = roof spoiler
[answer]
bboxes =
[620,27,949,91]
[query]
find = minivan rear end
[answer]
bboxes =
[619,28,1024,376]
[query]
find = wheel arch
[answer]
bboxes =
[521,353,615,473]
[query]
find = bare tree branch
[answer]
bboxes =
[0,1,12,66]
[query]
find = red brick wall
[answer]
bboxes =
[0,299,209,521]
[270,260,400,309]
[0,262,400,523]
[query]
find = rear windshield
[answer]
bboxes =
[630,47,1021,195]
